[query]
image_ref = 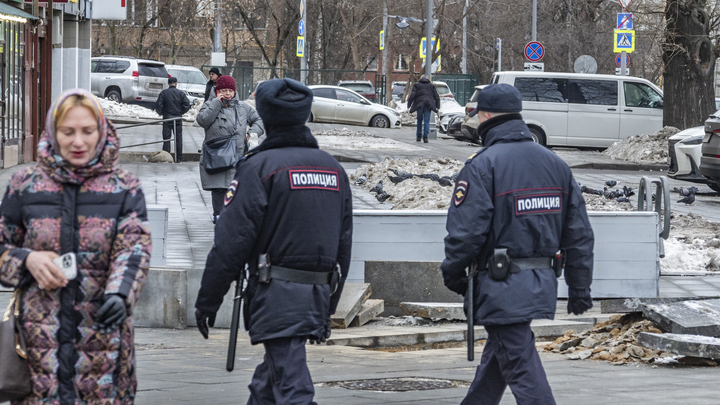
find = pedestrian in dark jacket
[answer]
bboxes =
[407,74,440,143]
[155,76,191,161]
[441,83,594,405]
[195,78,353,405]
[196,75,264,223]
[0,89,152,405]
[204,67,221,102]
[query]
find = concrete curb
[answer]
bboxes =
[326,319,594,348]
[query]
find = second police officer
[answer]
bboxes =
[194,78,353,405]
[441,83,595,405]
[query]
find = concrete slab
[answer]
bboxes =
[134,267,187,329]
[349,299,385,328]
[400,302,465,321]
[638,332,720,359]
[643,299,720,337]
[327,319,593,348]
[332,283,371,329]
[601,296,720,313]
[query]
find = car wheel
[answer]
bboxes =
[105,89,122,103]
[529,126,546,146]
[708,182,720,193]
[370,115,390,128]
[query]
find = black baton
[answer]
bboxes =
[226,269,246,372]
[467,262,477,362]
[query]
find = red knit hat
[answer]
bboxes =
[215,75,236,92]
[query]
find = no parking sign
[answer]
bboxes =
[524,42,545,62]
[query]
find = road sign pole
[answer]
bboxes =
[532,0,537,41]
[425,0,433,80]
[300,0,307,84]
[620,51,627,76]
[497,38,502,72]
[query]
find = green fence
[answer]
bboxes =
[433,74,478,106]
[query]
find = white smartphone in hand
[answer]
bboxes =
[53,253,77,280]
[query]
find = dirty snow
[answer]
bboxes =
[602,126,679,164]
[350,157,464,209]
[313,128,425,151]
[661,213,720,275]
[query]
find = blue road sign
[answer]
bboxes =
[617,13,633,29]
[299,20,305,36]
[524,42,544,62]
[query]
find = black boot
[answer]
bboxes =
[423,138,428,143]
[416,137,421,142]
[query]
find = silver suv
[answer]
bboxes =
[91,56,169,103]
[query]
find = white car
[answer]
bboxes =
[667,126,720,191]
[308,85,400,128]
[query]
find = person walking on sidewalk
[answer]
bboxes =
[204,67,222,102]
[155,76,191,161]
[0,89,152,404]
[441,83,594,405]
[407,74,440,143]
[195,78,353,405]
[197,75,264,223]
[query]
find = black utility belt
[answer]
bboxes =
[255,261,341,294]
[484,248,562,281]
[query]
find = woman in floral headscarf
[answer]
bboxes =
[0,89,152,405]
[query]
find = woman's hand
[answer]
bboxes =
[26,251,68,290]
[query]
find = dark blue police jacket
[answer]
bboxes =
[195,125,353,344]
[441,114,594,326]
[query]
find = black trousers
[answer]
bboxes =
[247,337,318,405]
[162,119,183,161]
[462,322,556,405]
[211,189,226,217]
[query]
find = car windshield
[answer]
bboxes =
[341,84,373,93]
[392,85,405,95]
[435,85,451,95]
[168,69,207,85]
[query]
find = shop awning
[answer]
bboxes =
[0,3,39,22]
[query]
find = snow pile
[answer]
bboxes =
[313,128,424,151]
[99,98,200,122]
[350,157,464,209]
[661,212,720,274]
[602,126,679,164]
[582,193,635,211]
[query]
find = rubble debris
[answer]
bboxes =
[643,299,720,337]
[331,283,372,329]
[400,302,466,321]
[544,314,666,365]
[602,126,680,164]
[600,297,720,314]
[638,332,720,362]
[349,299,385,328]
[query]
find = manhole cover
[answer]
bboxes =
[317,377,469,392]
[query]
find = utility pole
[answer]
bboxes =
[532,0,537,41]
[214,0,222,53]
[425,0,433,79]
[383,0,388,102]
[300,0,307,84]
[462,0,467,74]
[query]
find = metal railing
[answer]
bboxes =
[116,117,181,163]
[637,176,671,258]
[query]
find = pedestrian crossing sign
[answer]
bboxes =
[613,29,635,53]
[296,36,305,57]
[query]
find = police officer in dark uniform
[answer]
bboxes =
[194,78,353,405]
[441,83,594,405]
[155,76,191,161]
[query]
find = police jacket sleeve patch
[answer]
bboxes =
[453,180,469,206]
[514,189,562,215]
[224,179,238,206]
[289,169,340,191]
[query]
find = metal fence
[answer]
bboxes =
[433,74,479,106]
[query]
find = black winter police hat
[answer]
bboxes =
[256,78,313,127]
[468,83,522,117]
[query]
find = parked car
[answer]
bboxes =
[446,114,464,137]
[699,111,720,192]
[446,85,485,144]
[434,81,454,99]
[308,85,400,128]
[165,65,207,104]
[391,81,407,102]
[90,56,169,103]
[337,80,376,102]
[667,126,720,191]
[437,97,465,133]
[491,71,663,147]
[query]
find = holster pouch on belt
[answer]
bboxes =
[256,253,337,287]
[257,254,271,283]
[488,248,511,281]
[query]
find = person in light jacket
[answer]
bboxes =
[196,75,264,223]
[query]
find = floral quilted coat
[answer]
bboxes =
[0,90,152,405]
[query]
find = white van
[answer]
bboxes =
[491,72,663,147]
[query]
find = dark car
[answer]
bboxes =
[699,110,720,192]
[337,80,376,102]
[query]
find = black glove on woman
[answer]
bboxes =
[94,294,127,334]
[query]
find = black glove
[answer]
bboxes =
[195,309,216,339]
[567,288,593,315]
[93,294,127,334]
[309,316,332,344]
[443,269,469,296]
